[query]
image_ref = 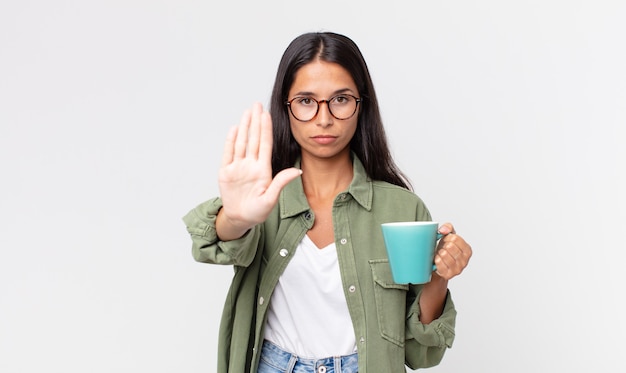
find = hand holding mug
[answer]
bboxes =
[381,221,472,284]
[433,223,472,280]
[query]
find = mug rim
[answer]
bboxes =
[381,221,438,226]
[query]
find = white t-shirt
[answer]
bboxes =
[263,235,357,358]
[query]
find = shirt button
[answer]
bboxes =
[259,297,264,305]
[340,238,347,245]
[279,249,288,257]
[304,211,312,220]
[349,285,356,293]
[340,194,347,200]
[360,337,365,344]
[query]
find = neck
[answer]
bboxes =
[300,153,353,200]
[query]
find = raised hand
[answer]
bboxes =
[216,103,302,241]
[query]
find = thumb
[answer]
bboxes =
[264,167,302,200]
[438,222,455,235]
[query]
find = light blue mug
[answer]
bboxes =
[381,221,443,284]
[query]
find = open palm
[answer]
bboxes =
[217,103,301,237]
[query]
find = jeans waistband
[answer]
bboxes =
[259,340,358,373]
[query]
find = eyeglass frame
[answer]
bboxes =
[285,94,362,122]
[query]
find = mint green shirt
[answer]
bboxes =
[182,155,456,373]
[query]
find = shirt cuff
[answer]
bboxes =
[406,289,457,348]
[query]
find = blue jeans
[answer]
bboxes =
[257,340,358,373]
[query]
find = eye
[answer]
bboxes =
[332,95,351,104]
[296,97,315,106]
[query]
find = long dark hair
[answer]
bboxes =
[269,32,412,190]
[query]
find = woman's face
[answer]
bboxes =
[287,60,359,162]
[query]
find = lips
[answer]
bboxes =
[311,135,337,145]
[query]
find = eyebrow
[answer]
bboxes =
[291,88,356,97]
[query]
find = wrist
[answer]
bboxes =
[418,273,449,324]
[216,209,252,241]
[424,272,448,293]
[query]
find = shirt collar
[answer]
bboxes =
[279,153,373,219]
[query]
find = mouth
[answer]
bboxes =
[311,135,338,145]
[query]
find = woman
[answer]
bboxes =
[183,32,472,373]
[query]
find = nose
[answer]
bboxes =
[316,100,333,127]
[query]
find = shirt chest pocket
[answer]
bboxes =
[369,259,409,347]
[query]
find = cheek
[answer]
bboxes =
[346,121,358,140]
[289,121,304,142]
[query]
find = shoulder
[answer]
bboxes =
[370,180,431,221]
[371,180,424,202]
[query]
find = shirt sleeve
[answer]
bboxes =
[404,288,457,369]
[182,197,261,267]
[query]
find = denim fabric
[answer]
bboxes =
[258,340,358,373]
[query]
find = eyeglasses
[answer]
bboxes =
[285,94,362,122]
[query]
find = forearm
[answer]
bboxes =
[418,273,448,324]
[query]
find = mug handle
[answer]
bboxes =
[433,232,444,272]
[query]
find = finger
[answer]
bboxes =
[247,103,263,158]
[264,168,302,201]
[234,108,252,159]
[439,243,463,262]
[438,234,462,257]
[438,222,455,235]
[434,249,459,280]
[258,110,273,166]
[436,239,471,277]
[434,253,452,279]
[453,238,473,265]
[444,234,472,260]
[221,125,238,167]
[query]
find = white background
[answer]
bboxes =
[1,1,625,372]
